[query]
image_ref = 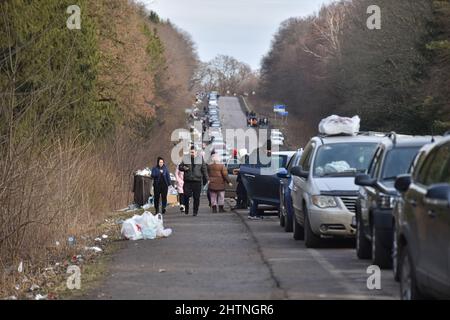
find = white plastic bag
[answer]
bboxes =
[121,212,172,240]
[319,115,360,136]
[121,218,143,241]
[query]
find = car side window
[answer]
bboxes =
[416,149,438,185]
[286,154,296,172]
[300,142,315,172]
[424,144,450,185]
[368,147,382,178]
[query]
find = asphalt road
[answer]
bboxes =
[88,97,400,300]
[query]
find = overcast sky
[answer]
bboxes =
[142,0,331,70]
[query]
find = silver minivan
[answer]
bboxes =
[290,133,385,247]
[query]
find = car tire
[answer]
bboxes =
[399,244,423,300]
[293,211,304,240]
[372,224,392,269]
[279,210,285,227]
[284,209,293,233]
[392,223,400,281]
[356,216,372,259]
[304,207,321,248]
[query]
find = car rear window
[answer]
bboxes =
[381,147,420,180]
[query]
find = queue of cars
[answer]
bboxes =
[235,121,449,300]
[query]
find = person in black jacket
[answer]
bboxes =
[179,147,209,216]
[151,157,171,214]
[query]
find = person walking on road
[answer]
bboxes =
[207,153,232,213]
[179,147,209,216]
[175,163,185,213]
[151,157,171,214]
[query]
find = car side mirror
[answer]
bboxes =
[355,174,377,187]
[291,166,308,179]
[395,174,412,193]
[425,184,450,207]
[277,168,289,179]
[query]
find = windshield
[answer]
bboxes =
[313,143,378,177]
[381,147,419,180]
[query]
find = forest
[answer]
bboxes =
[256,0,450,145]
[0,0,198,293]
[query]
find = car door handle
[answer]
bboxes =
[244,174,256,178]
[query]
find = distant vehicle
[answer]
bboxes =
[394,136,450,300]
[210,122,221,128]
[277,149,303,232]
[240,151,295,215]
[271,137,284,146]
[290,133,384,247]
[354,135,436,268]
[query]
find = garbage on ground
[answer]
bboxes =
[121,212,172,241]
[102,234,108,239]
[35,294,47,300]
[85,246,103,253]
[319,115,360,136]
[95,237,102,242]
[29,284,40,292]
[158,269,166,273]
[67,236,76,246]
[18,261,23,273]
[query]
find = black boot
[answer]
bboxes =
[212,206,217,213]
[219,205,226,213]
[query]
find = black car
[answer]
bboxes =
[240,151,295,215]
[394,136,450,300]
[354,135,435,268]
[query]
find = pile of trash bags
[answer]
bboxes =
[319,115,360,136]
[121,212,172,241]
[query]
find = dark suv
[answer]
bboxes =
[354,135,434,268]
[394,136,450,300]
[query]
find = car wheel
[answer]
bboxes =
[372,223,392,269]
[392,224,400,281]
[356,216,371,259]
[304,207,321,248]
[399,245,423,300]
[279,196,285,227]
[293,210,304,240]
[284,206,293,233]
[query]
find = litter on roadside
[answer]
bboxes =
[85,246,103,253]
[121,212,172,241]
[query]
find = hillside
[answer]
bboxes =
[0,0,198,297]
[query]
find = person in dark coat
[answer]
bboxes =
[179,147,209,216]
[151,157,171,214]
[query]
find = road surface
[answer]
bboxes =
[88,97,399,300]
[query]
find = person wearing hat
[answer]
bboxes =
[151,157,171,214]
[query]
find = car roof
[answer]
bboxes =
[378,135,440,149]
[312,133,387,145]
[417,135,450,155]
